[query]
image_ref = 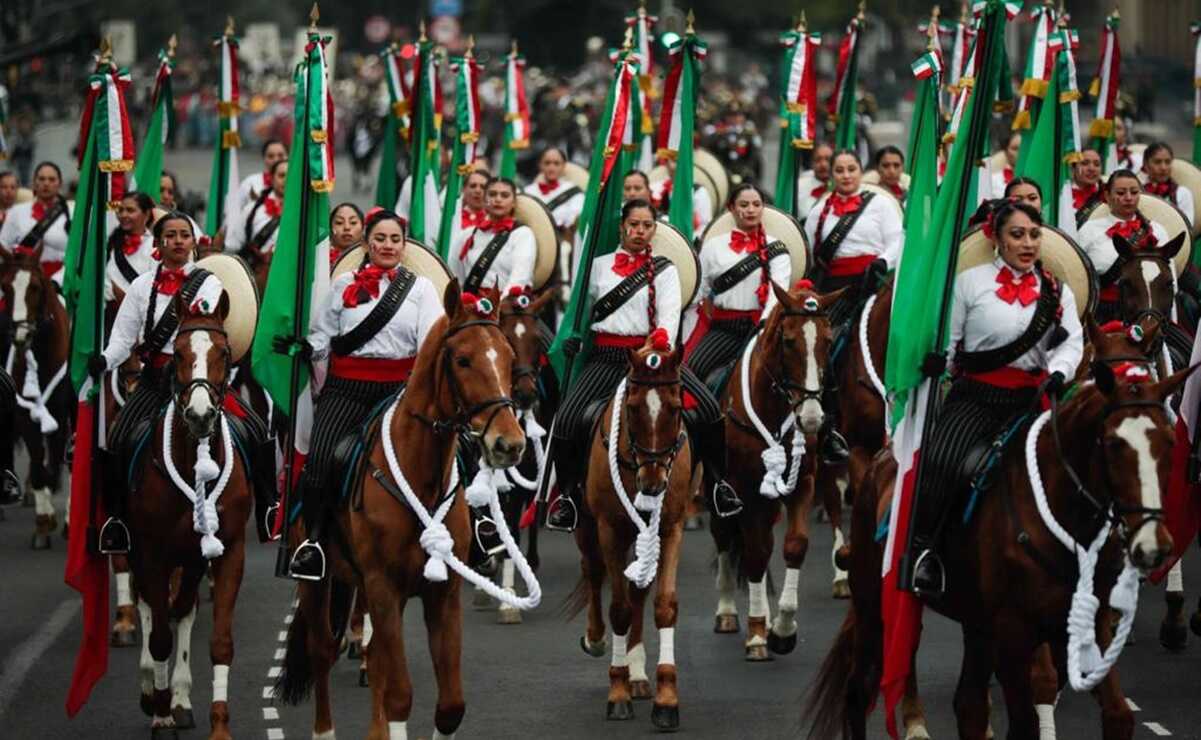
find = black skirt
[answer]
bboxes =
[305,375,404,488]
[108,369,172,453]
[686,316,757,393]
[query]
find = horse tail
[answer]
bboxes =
[802,605,857,740]
[274,594,316,705]
[560,570,600,621]
[328,578,355,645]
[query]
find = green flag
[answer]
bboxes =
[374,43,407,209]
[407,35,442,246]
[774,25,820,217]
[500,43,530,181]
[436,50,483,260]
[828,12,864,153]
[132,41,175,203]
[1018,28,1083,227]
[205,24,241,236]
[657,31,706,242]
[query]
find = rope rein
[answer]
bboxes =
[737,331,805,498]
[606,379,664,589]
[5,345,67,434]
[162,401,236,560]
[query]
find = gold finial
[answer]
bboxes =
[927,5,941,50]
[418,19,427,42]
[1056,0,1067,27]
[167,34,178,58]
[1111,6,1120,20]
[224,16,235,36]
[99,37,113,66]
[960,0,969,23]
[622,25,635,51]
[686,9,695,34]
[858,0,867,21]
[308,3,320,30]
[639,0,647,10]
[465,35,475,57]
[796,10,807,33]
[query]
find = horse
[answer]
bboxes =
[568,337,692,732]
[806,322,1195,740]
[704,282,843,661]
[0,244,73,550]
[275,281,527,740]
[125,292,252,740]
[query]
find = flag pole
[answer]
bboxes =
[275,4,320,578]
[791,11,808,219]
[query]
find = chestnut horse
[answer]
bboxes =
[126,295,252,739]
[708,282,843,660]
[276,281,527,740]
[806,324,1194,740]
[0,245,72,549]
[570,339,692,732]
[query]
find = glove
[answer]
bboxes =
[920,351,946,379]
[1042,371,1066,399]
[87,355,108,377]
[562,337,583,359]
[860,258,889,295]
[272,336,312,360]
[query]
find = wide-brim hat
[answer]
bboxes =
[700,204,809,285]
[1087,193,1192,274]
[862,170,911,190]
[562,162,591,192]
[652,221,701,308]
[695,148,731,207]
[194,253,260,362]
[514,193,560,290]
[333,238,455,298]
[957,225,1095,319]
[15,187,33,204]
[650,163,720,213]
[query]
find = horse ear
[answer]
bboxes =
[443,278,463,319]
[771,279,790,307]
[1111,233,1134,261]
[1154,362,1201,402]
[1161,232,1186,261]
[820,286,850,310]
[528,287,556,314]
[1093,360,1117,395]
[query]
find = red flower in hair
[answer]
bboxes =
[365,206,385,222]
[793,279,814,291]
[508,285,532,297]
[649,327,671,352]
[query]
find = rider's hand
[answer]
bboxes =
[562,337,583,358]
[272,336,312,360]
[920,351,946,379]
[860,258,889,294]
[1042,371,1067,399]
[87,355,107,378]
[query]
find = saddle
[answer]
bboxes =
[122,402,254,491]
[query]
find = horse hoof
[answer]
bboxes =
[111,628,137,648]
[347,641,362,660]
[1160,621,1188,653]
[767,630,797,656]
[30,533,50,550]
[630,680,652,700]
[683,515,703,531]
[150,727,179,740]
[651,703,680,732]
[140,693,155,717]
[834,546,851,571]
[358,668,369,688]
[171,707,195,729]
[580,635,607,658]
[713,614,740,634]
[497,606,522,625]
[606,700,635,721]
[831,579,851,600]
[745,644,773,662]
[1190,610,1201,638]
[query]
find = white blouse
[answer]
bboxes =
[102,263,224,369]
[804,189,905,268]
[308,271,444,361]
[794,174,828,222]
[224,192,283,255]
[525,180,584,230]
[105,231,157,301]
[949,257,1083,379]
[649,180,713,233]
[1076,212,1171,276]
[698,230,791,320]
[589,249,682,344]
[449,224,537,294]
[235,171,271,217]
[0,200,72,273]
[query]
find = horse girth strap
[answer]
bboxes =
[955,269,1062,375]
[711,242,788,295]
[590,256,672,325]
[142,269,214,356]
[330,267,417,357]
[546,185,583,212]
[19,198,69,248]
[814,191,876,268]
[463,230,512,295]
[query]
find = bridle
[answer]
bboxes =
[498,300,541,390]
[2,262,53,349]
[171,322,231,418]
[1116,251,1175,352]
[619,373,686,479]
[417,318,518,442]
[762,305,827,414]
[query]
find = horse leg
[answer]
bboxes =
[28,434,52,549]
[742,506,775,662]
[1030,643,1060,739]
[770,478,812,656]
[901,653,930,740]
[362,573,412,740]
[1091,608,1135,740]
[347,589,366,659]
[1160,561,1187,651]
[423,581,466,740]
[575,516,608,657]
[819,459,852,599]
[709,511,740,634]
[598,518,635,721]
[626,585,651,701]
[206,534,245,740]
[140,564,178,738]
[112,555,140,647]
[954,628,996,740]
[496,556,522,625]
[167,564,204,730]
[651,523,684,732]
[992,619,1038,740]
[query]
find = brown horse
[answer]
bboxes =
[126,294,252,739]
[806,323,1194,740]
[276,281,527,740]
[708,282,843,660]
[569,338,692,732]
[0,245,72,549]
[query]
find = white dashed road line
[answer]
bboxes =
[1143,721,1172,736]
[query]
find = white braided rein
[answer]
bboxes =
[5,345,67,434]
[858,294,889,404]
[737,332,805,499]
[1024,410,1139,692]
[606,379,663,589]
[500,409,548,491]
[381,389,542,610]
[162,401,236,560]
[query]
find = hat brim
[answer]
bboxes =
[563,162,591,192]
[333,239,454,297]
[650,163,719,216]
[695,148,731,207]
[700,204,809,285]
[15,187,33,204]
[958,225,1096,319]
[1088,193,1192,274]
[194,253,260,363]
[1172,158,1201,236]
[652,221,701,308]
[514,193,560,290]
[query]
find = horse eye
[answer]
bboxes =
[456,356,471,368]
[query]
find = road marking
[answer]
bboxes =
[262,707,279,720]
[262,687,274,699]
[283,613,293,624]
[277,630,288,642]
[274,648,286,660]
[267,728,285,739]
[1144,722,1172,736]
[0,599,79,720]
[1126,698,1140,711]
[267,666,282,678]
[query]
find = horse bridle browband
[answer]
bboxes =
[419,318,518,441]
[620,374,686,477]
[171,323,232,412]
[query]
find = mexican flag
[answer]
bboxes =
[204,22,241,237]
[1088,12,1121,164]
[627,6,659,171]
[904,49,943,223]
[1013,4,1058,172]
[1019,27,1082,228]
[880,2,1012,736]
[656,30,706,242]
[826,10,864,153]
[436,48,483,261]
[132,38,176,203]
[406,33,442,247]
[1193,24,1201,166]
[63,54,135,717]
[774,22,820,218]
[374,42,409,210]
[500,42,530,181]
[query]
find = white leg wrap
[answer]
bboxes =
[748,578,770,620]
[138,600,154,695]
[33,487,53,516]
[501,558,516,591]
[212,664,229,703]
[780,567,800,614]
[715,552,737,617]
[611,632,628,668]
[362,613,373,648]
[171,606,196,708]
[904,721,931,740]
[312,731,337,740]
[153,660,170,691]
[627,641,648,682]
[1036,704,1056,740]
[658,627,675,667]
[115,572,133,607]
[1167,560,1183,593]
[387,721,408,740]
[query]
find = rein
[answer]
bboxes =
[762,306,826,413]
[413,318,517,440]
[172,323,232,412]
[614,374,686,479]
[498,304,541,384]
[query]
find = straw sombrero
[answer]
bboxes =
[562,162,591,192]
[333,238,455,298]
[649,163,719,214]
[1087,193,1192,274]
[15,187,33,204]
[695,148,731,207]
[862,169,911,189]
[652,221,701,308]
[957,225,1095,318]
[194,253,260,362]
[700,204,809,284]
[513,193,560,290]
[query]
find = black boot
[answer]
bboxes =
[288,482,327,581]
[251,438,278,543]
[0,469,19,505]
[695,418,741,518]
[97,449,130,554]
[546,490,580,531]
[900,476,949,600]
[546,442,582,532]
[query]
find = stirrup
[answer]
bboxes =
[474,514,506,557]
[98,517,131,555]
[288,540,327,581]
[545,496,578,532]
[712,480,743,519]
[910,549,946,599]
[264,503,281,541]
[0,470,20,505]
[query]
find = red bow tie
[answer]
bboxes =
[155,268,187,296]
[729,228,766,254]
[481,217,515,233]
[262,171,272,190]
[31,201,49,221]
[829,193,863,217]
[888,182,905,200]
[612,250,650,277]
[343,265,397,308]
[995,267,1039,306]
[538,179,560,196]
[810,184,827,199]
[1072,184,1099,210]
[1145,180,1175,198]
[122,232,143,256]
[263,195,283,219]
[1106,216,1157,248]
[1002,167,1014,184]
[460,208,486,229]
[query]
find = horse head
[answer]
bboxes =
[0,244,51,349]
[438,280,525,468]
[1072,319,1199,572]
[1111,232,1184,340]
[498,285,554,411]
[171,290,231,440]
[762,280,846,435]
[624,333,685,499]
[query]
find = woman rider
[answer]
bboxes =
[283,210,445,580]
[105,191,158,305]
[546,199,724,531]
[1142,142,1195,228]
[0,161,71,282]
[874,145,907,203]
[328,202,364,269]
[687,183,791,515]
[93,212,273,553]
[1076,169,1170,323]
[450,177,537,297]
[904,201,1084,597]
[226,158,287,261]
